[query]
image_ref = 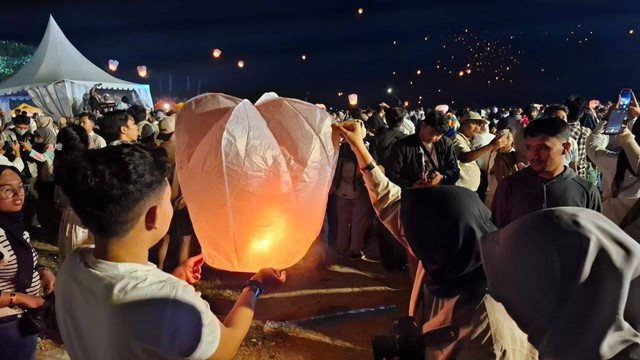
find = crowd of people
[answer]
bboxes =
[0,89,638,359]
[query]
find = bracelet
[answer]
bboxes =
[360,161,377,172]
[242,280,264,299]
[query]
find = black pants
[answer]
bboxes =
[0,316,37,360]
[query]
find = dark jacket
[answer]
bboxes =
[366,113,386,132]
[387,133,460,188]
[372,127,406,168]
[491,166,602,228]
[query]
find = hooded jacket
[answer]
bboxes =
[481,208,640,359]
[491,166,601,228]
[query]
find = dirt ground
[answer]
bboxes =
[32,240,412,360]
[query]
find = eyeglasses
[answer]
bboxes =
[0,184,29,199]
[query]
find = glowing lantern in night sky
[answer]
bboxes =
[213,49,222,58]
[137,65,147,78]
[175,93,338,272]
[301,54,307,61]
[348,93,358,106]
[237,60,245,68]
[358,8,364,15]
[108,59,119,71]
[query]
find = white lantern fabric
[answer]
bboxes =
[175,93,339,272]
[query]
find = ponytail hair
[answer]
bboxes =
[54,124,89,189]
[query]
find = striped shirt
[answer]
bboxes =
[0,229,41,317]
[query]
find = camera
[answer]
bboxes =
[371,316,458,360]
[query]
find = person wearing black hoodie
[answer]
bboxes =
[332,120,537,359]
[491,117,601,228]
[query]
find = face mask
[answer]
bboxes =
[15,129,27,136]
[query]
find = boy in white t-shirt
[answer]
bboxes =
[54,144,286,360]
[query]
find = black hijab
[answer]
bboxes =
[0,165,32,292]
[401,185,496,297]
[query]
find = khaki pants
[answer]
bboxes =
[335,194,373,255]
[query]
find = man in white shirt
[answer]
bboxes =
[55,144,286,360]
[453,112,507,191]
[79,112,107,149]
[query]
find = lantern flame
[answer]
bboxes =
[137,65,147,78]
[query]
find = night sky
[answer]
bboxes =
[2,0,640,109]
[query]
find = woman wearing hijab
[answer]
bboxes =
[333,121,537,359]
[480,207,640,359]
[35,116,57,135]
[0,165,55,360]
[587,96,640,239]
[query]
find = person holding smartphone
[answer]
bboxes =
[587,91,640,239]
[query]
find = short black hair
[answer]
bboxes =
[564,95,588,123]
[127,104,147,123]
[524,117,570,141]
[54,143,168,240]
[78,112,97,123]
[13,115,30,126]
[98,110,131,144]
[543,105,569,118]
[386,107,406,128]
[376,105,385,113]
[423,110,450,135]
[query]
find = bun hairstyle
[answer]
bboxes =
[53,124,89,188]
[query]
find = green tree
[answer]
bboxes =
[0,41,36,82]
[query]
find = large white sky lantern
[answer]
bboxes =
[348,93,358,106]
[137,65,147,78]
[175,93,339,272]
[108,59,119,71]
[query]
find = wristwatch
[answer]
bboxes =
[8,292,16,306]
[243,280,264,299]
[360,160,377,172]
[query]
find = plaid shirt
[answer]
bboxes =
[568,122,592,178]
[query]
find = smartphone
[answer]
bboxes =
[620,89,632,109]
[3,141,12,148]
[604,109,627,135]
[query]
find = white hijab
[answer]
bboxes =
[480,207,640,359]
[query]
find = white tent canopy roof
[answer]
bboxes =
[0,15,142,95]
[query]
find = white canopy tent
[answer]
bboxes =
[0,15,153,119]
